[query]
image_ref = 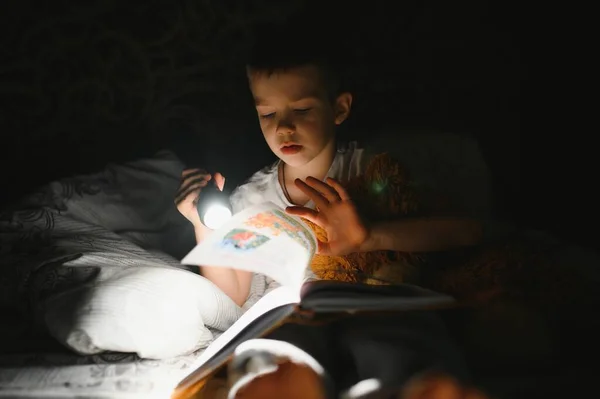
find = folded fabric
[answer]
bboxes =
[44,265,243,359]
[0,150,251,359]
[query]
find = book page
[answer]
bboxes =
[177,285,300,384]
[181,202,317,292]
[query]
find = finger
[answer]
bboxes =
[305,176,341,202]
[286,206,332,255]
[181,168,210,183]
[316,240,331,255]
[182,168,209,179]
[181,170,211,186]
[175,181,207,205]
[285,206,321,224]
[177,177,209,198]
[294,179,330,209]
[175,188,198,206]
[180,174,211,198]
[214,172,226,191]
[325,177,351,201]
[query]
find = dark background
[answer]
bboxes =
[0,1,593,250]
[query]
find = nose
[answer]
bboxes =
[276,114,295,136]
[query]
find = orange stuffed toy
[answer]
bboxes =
[302,152,594,370]
[304,152,449,286]
[303,152,584,311]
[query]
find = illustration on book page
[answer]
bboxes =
[243,209,315,255]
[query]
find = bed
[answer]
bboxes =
[1,133,598,398]
[0,150,268,398]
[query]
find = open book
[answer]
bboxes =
[173,201,456,398]
[183,201,317,298]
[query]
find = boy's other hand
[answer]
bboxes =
[175,168,225,228]
[285,176,369,256]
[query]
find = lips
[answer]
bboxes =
[280,144,303,155]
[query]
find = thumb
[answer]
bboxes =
[316,240,331,255]
[214,172,226,191]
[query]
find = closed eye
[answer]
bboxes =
[294,108,312,113]
[259,112,275,119]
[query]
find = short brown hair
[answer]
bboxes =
[246,18,342,100]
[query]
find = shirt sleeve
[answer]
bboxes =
[229,163,279,215]
[229,185,249,215]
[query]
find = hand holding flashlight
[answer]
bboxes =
[175,168,230,230]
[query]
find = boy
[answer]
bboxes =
[175,23,484,306]
[175,18,499,397]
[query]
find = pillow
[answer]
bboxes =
[43,266,243,359]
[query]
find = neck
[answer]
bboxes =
[284,140,337,182]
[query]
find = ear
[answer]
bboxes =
[333,92,353,125]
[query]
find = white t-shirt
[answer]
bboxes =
[229,131,503,293]
[230,131,495,221]
[229,141,366,289]
[230,141,366,214]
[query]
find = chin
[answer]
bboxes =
[281,154,311,168]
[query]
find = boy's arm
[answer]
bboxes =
[359,130,495,253]
[286,177,487,255]
[175,169,252,306]
[361,217,483,253]
[195,226,253,306]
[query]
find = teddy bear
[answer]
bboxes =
[303,151,593,371]
[304,152,581,312]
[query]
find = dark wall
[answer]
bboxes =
[0,1,593,249]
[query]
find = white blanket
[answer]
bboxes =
[0,150,267,397]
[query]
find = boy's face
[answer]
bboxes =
[247,65,352,168]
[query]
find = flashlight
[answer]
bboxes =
[196,182,232,230]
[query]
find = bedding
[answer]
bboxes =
[0,349,209,398]
[0,150,267,397]
[2,140,598,398]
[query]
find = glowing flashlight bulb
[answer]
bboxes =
[202,204,232,230]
